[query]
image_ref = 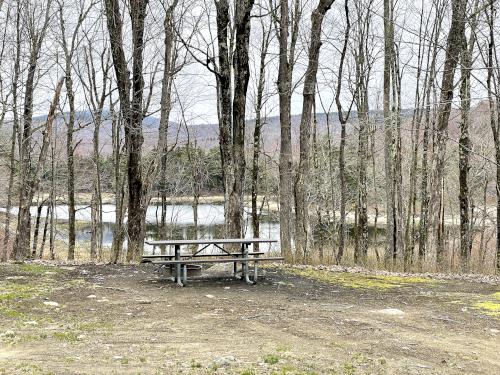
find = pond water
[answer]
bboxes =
[3,204,281,253]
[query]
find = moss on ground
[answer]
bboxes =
[473,292,500,316]
[285,266,435,290]
[0,264,70,323]
[0,282,46,302]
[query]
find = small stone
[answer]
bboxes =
[224,287,230,290]
[490,328,499,334]
[214,355,236,366]
[77,334,86,341]
[24,321,38,326]
[205,294,215,299]
[43,301,60,307]
[6,276,25,280]
[87,295,97,299]
[376,308,405,316]
[113,356,123,361]
[137,299,151,304]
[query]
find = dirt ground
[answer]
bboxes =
[0,263,499,375]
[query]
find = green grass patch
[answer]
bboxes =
[75,320,112,332]
[472,291,500,317]
[285,267,435,290]
[0,281,45,301]
[263,354,280,365]
[0,306,24,318]
[53,331,79,342]
[190,361,202,369]
[491,292,500,300]
[240,368,255,375]
[16,263,62,275]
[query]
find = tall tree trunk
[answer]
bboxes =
[277,0,301,261]
[158,2,176,229]
[214,0,234,238]
[228,0,254,239]
[111,102,126,263]
[352,1,370,264]
[418,9,443,264]
[251,20,270,248]
[486,0,500,271]
[404,1,426,265]
[335,0,351,264]
[65,71,76,261]
[31,198,45,258]
[1,6,21,262]
[430,0,467,267]
[295,0,335,260]
[458,4,477,270]
[383,0,396,267]
[15,75,63,261]
[104,0,148,262]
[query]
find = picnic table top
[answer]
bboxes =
[145,238,278,246]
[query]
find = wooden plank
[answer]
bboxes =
[142,252,265,259]
[151,257,284,265]
[145,238,277,246]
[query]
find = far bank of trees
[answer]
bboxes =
[0,0,499,274]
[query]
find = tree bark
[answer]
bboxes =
[276,0,301,261]
[383,0,396,267]
[295,0,335,260]
[104,0,148,262]
[430,0,467,267]
[251,19,271,249]
[458,4,477,270]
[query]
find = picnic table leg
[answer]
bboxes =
[253,261,258,283]
[242,243,253,284]
[182,264,188,285]
[175,245,183,287]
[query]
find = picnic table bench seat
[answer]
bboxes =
[141,251,265,262]
[150,256,284,265]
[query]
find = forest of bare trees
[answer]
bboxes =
[1,0,500,274]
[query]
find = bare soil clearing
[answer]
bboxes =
[0,263,498,375]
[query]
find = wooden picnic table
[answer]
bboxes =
[144,238,281,286]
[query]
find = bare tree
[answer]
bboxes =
[486,0,500,271]
[335,0,352,264]
[58,0,94,261]
[13,0,59,260]
[383,0,396,266]
[251,13,272,249]
[352,0,375,265]
[1,3,21,261]
[272,0,302,261]
[295,0,335,260]
[104,0,149,262]
[458,0,479,270]
[430,0,467,267]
